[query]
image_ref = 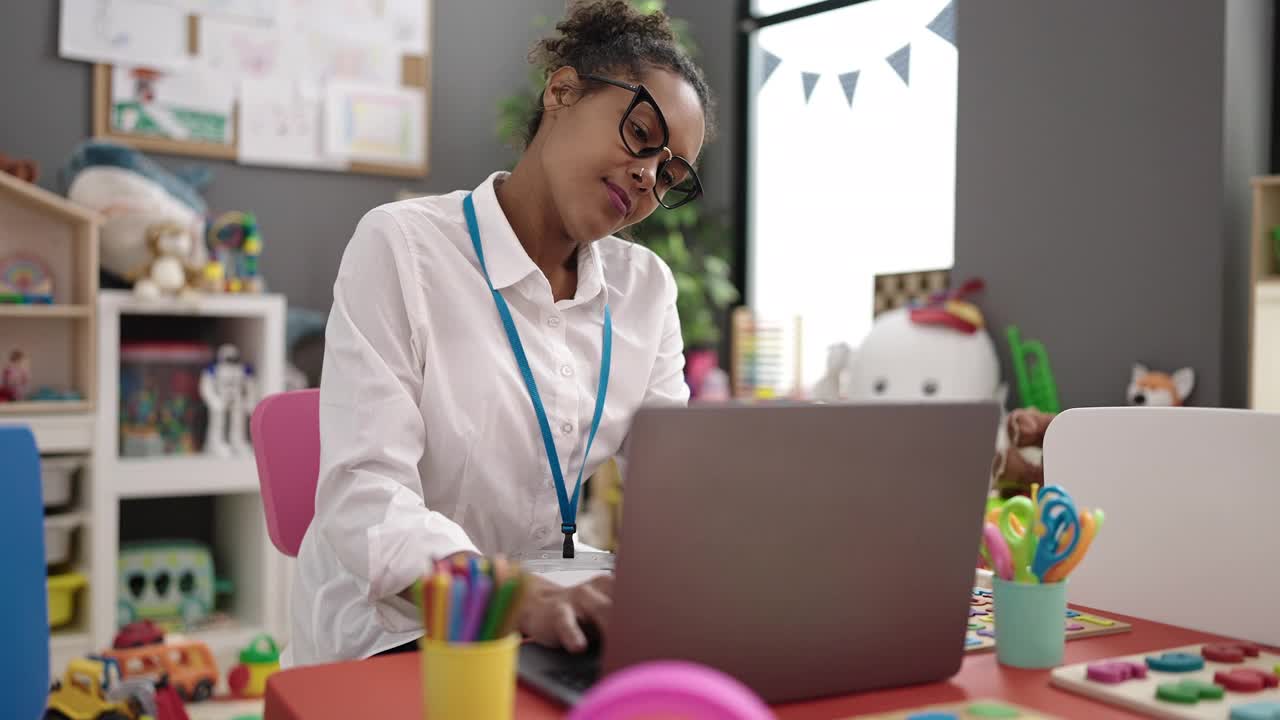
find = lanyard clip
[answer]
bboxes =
[562,524,576,559]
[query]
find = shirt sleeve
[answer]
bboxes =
[616,262,690,478]
[315,209,479,605]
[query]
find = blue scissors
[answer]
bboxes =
[998,486,1082,583]
[1031,496,1081,582]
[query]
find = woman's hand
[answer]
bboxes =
[516,573,613,653]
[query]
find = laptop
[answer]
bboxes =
[518,400,1000,705]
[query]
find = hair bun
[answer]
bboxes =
[536,1,675,69]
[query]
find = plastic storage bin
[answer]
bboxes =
[119,342,213,457]
[47,572,87,628]
[44,512,82,566]
[41,455,81,508]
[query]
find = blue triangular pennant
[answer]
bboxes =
[927,1,956,46]
[887,44,911,85]
[760,50,782,90]
[838,71,860,107]
[801,72,820,103]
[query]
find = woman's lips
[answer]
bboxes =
[604,180,631,216]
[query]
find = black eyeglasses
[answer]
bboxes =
[582,74,703,210]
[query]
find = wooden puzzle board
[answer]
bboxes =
[965,587,1132,653]
[850,699,1063,719]
[1049,643,1280,719]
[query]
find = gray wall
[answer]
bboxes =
[954,0,1247,409]
[1222,0,1275,408]
[0,0,735,314]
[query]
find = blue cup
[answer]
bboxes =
[991,577,1068,668]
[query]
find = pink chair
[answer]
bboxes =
[251,389,321,557]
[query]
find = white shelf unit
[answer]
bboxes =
[1249,178,1280,410]
[90,289,292,684]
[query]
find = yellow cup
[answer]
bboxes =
[420,634,519,720]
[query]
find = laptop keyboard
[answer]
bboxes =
[546,665,600,692]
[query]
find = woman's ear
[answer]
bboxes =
[543,66,584,111]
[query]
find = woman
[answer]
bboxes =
[287,0,715,666]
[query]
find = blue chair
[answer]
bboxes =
[0,426,49,719]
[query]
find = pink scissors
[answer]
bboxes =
[981,522,1014,581]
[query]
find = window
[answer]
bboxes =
[741,0,957,387]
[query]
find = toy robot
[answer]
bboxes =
[199,344,258,456]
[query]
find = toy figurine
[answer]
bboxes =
[134,221,201,301]
[1127,363,1195,406]
[0,350,30,401]
[199,344,257,456]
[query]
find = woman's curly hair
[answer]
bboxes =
[524,0,716,147]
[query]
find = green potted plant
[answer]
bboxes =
[495,1,738,394]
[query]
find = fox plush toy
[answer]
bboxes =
[1127,363,1195,406]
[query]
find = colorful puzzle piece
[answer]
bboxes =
[1156,680,1225,704]
[1086,660,1147,684]
[1147,652,1206,673]
[1205,642,1264,663]
[1215,669,1280,693]
[1230,702,1280,720]
[851,699,1062,719]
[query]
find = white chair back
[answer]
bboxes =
[1043,406,1280,645]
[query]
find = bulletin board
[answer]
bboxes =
[83,1,432,179]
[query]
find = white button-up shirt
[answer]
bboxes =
[286,171,689,666]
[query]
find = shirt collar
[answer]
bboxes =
[470,172,609,308]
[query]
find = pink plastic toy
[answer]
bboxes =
[568,661,774,720]
[250,389,320,557]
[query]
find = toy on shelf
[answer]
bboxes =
[1007,325,1061,413]
[133,221,202,301]
[730,307,803,400]
[1127,363,1195,407]
[61,141,209,291]
[104,638,220,702]
[840,278,1003,404]
[227,634,281,698]
[45,657,152,720]
[0,150,39,182]
[113,619,165,649]
[117,540,233,629]
[208,211,264,294]
[1050,642,1280,720]
[199,344,258,457]
[84,654,163,719]
[964,586,1130,654]
[0,253,54,304]
[119,342,213,457]
[1,349,31,401]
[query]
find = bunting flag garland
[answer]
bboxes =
[758,0,954,106]
[801,72,820,103]
[838,70,860,107]
[886,44,911,85]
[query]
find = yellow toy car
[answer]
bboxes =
[45,658,147,720]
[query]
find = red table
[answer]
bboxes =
[264,606,1262,719]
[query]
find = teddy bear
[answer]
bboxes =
[133,221,200,301]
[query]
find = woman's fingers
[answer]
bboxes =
[571,580,612,637]
[553,601,587,652]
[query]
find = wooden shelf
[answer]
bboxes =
[0,304,91,318]
[0,401,91,416]
[112,455,260,498]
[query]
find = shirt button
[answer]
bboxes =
[547,316,561,328]
[560,364,574,377]
[560,422,574,435]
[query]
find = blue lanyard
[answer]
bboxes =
[463,193,612,559]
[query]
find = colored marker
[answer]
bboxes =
[429,570,451,644]
[460,574,493,642]
[478,576,520,641]
[448,575,470,642]
[496,572,528,639]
